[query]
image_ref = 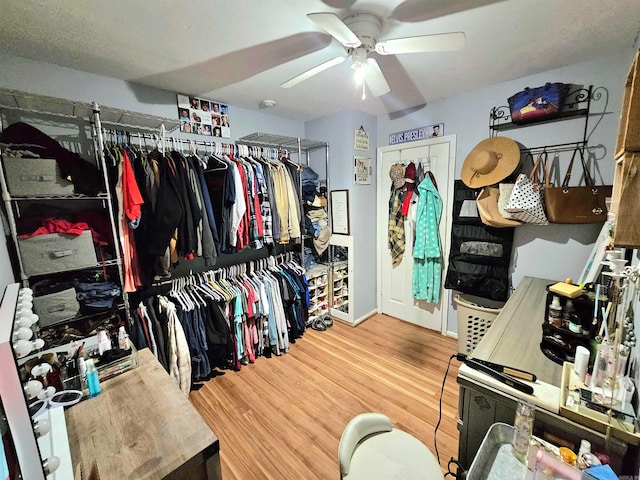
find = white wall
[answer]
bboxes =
[0,52,305,291]
[0,52,304,142]
[378,49,637,332]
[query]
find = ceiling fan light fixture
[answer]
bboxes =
[353,63,366,86]
[351,47,369,87]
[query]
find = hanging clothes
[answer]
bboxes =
[116,149,144,292]
[401,161,416,216]
[204,154,234,254]
[412,175,443,302]
[388,185,405,267]
[145,150,184,257]
[158,295,192,395]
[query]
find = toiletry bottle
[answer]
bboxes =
[593,342,608,388]
[78,357,87,392]
[548,296,562,327]
[97,330,112,356]
[512,399,535,463]
[562,299,574,329]
[118,325,129,350]
[85,359,101,398]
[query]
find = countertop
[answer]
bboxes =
[459,276,564,412]
[65,348,219,479]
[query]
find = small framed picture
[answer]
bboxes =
[354,157,371,185]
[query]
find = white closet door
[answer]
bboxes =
[377,136,455,332]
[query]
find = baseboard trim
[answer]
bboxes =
[353,309,378,327]
[446,330,458,339]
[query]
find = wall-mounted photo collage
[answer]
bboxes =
[177,94,231,138]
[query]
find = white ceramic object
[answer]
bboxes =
[12,326,33,341]
[34,418,51,437]
[23,379,43,400]
[42,456,60,475]
[31,363,52,377]
[36,386,56,401]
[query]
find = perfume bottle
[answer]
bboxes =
[513,400,535,462]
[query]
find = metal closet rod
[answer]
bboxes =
[521,141,586,155]
[101,129,291,156]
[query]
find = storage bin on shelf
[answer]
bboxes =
[454,293,505,354]
[3,156,75,196]
[18,230,98,276]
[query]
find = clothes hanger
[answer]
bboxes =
[197,272,221,301]
[181,277,196,311]
[169,278,186,310]
[212,268,235,301]
[172,277,191,311]
[187,275,207,307]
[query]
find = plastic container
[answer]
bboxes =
[454,294,505,354]
[85,359,101,398]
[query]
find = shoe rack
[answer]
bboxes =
[329,234,354,324]
[306,264,330,326]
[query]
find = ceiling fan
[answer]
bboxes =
[280,12,466,98]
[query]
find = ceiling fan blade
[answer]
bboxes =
[281,56,346,89]
[391,0,504,23]
[319,0,357,7]
[307,13,361,48]
[365,58,390,97]
[375,32,465,55]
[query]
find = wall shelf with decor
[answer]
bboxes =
[488,85,596,140]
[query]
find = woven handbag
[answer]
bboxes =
[504,153,549,225]
[544,147,612,224]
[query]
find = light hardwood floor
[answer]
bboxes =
[190,313,460,479]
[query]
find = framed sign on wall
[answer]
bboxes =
[330,190,350,235]
[354,157,371,184]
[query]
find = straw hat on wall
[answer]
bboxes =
[461,137,520,188]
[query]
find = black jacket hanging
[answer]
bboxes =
[146,153,184,257]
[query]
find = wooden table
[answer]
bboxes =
[456,276,633,474]
[65,349,221,480]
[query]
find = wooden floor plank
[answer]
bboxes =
[190,313,461,479]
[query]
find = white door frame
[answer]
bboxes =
[376,134,456,336]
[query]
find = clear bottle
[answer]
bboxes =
[77,357,87,393]
[512,400,535,462]
[118,325,129,350]
[548,296,562,327]
[85,359,101,398]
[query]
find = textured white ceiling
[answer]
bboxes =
[0,0,639,121]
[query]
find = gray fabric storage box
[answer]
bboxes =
[3,157,74,196]
[33,287,80,327]
[18,230,97,276]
